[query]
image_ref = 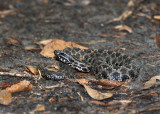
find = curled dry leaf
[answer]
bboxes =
[114,25,133,33]
[5,80,34,93]
[36,39,53,45]
[26,65,39,75]
[155,31,160,48]
[96,79,124,88]
[0,90,12,105]
[142,75,160,89]
[40,39,87,57]
[82,84,113,100]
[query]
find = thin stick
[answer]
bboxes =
[0,71,36,78]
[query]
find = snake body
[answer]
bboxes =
[43,47,139,82]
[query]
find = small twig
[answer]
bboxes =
[0,71,36,78]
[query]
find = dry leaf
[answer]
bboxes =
[142,75,160,89]
[36,39,53,45]
[156,31,160,48]
[81,84,113,100]
[153,15,160,20]
[114,25,133,33]
[96,79,124,87]
[40,39,87,57]
[0,90,12,105]
[26,65,39,75]
[5,80,34,93]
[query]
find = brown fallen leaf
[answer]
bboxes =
[95,79,124,88]
[26,65,39,75]
[40,39,87,57]
[0,90,12,105]
[142,75,160,89]
[5,80,34,93]
[77,79,113,100]
[83,84,113,100]
[114,25,133,33]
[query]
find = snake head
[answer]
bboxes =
[54,50,74,64]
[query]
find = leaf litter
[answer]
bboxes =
[77,80,113,100]
[40,38,87,57]
[0,80,33,105]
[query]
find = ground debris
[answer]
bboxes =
[0,80,33,105]
[77,80,113,100]
[40,39,87,57]
[142,75,160,89]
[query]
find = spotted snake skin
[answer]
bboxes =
[41,47,139,82]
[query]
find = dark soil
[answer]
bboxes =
[0,0,160,113]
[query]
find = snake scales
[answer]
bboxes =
[41,47,139,82]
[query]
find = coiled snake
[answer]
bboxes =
[41,47,139,82]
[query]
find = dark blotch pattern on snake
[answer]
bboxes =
[43,47,139,82]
